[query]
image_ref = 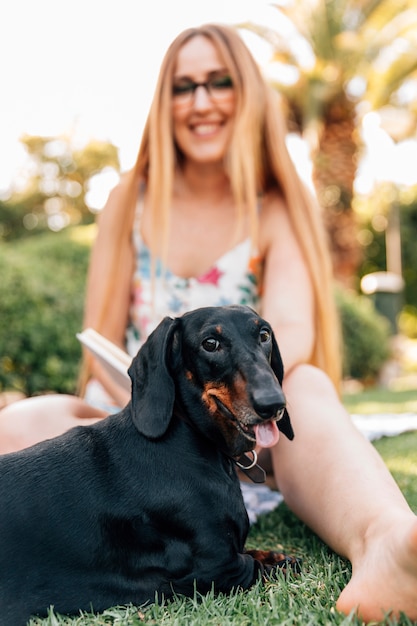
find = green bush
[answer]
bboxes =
[336,287,391,381]
[0,227,93,395]
[0,227,392,395]
[399,304,417,339]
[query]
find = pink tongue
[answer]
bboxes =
[254,420,280,448]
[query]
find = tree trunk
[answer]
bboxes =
[311,95,362,286]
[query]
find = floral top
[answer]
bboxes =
[125,198,263,357]
[84,195,263,412]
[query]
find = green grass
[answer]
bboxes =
[27,430,417,626]
[343,388,417,415]
[374,431,417,513]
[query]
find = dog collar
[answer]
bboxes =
[234,450,266,484]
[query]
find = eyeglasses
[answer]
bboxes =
[172,75,234,106]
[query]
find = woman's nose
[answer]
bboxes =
[192,84,213,110]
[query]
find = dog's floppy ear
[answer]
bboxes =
[270,330,294,441]
[270,330,284,385]
[128,316,180,439]
[278,409,294,441]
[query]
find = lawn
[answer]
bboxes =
[28,426,417,626]
[343,388,417,416]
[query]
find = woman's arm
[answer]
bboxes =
[259,194,315,373]
[83,177,135,406]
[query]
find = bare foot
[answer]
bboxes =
[0,395,108,454]
[336,515,417,623]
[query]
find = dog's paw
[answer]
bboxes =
[245,548,302,577]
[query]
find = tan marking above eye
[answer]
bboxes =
[215,325,222,334]
[185,370,193,381]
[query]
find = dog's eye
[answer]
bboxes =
[260,328,271,343]
[202,338,220,352]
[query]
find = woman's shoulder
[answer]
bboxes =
[106,169,144,199]
[258,190,294,254]
[259,189,288,225]
[89,172,140,255]
[99,171,142,225]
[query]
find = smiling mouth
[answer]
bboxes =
[191,121,224,136]
[194,124,217,134]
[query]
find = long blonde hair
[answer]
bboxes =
[86,23,341,390]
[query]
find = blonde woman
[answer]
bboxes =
[1,24,416,622]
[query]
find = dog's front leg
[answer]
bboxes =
[244,548,301,578]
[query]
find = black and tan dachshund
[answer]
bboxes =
[0,305,298,625]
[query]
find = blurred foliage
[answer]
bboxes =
[355,183,417,308]
[242,0,417,128]
[0,135,120,241]
[399,305,417,339]
[0,226,391,396]
[240,0,417,282]
[336,287,391,381]
[0,226,94,395]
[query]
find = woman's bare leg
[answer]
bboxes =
[0,395,108,454]
[273,364,417,623]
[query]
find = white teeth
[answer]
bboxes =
[193,124,218,135]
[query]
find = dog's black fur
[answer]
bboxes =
[0,305,296,625]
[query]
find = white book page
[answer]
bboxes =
[76,328,132,392]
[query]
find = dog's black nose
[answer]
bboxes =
[252,388,286,420]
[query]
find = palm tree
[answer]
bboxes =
[240,0,417,284]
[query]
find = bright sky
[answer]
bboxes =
[0,0,284,195]
[1,0,416,202]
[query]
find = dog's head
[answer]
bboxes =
[128,305,293,457]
